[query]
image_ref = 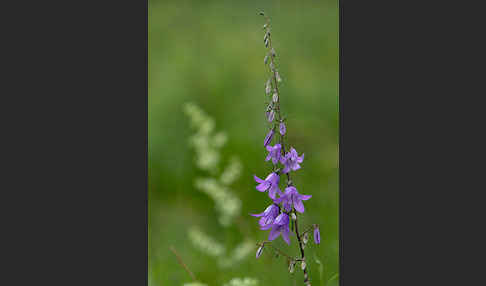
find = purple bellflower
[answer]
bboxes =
[251,203,280,230]
[265,143,282,164]
[254,172,281,199]
[262,213,291,245]
[280,147,304,173]
[274,186,312,213]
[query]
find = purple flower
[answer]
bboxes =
[251,203,279,229]
[263,213,291,245]
[254,172,281,199]
[263,128,274,147]
[280,147,304,173]
[265,143,282,164]
[279,122,286,135]
[274,186,312,213]
[314,226,321,244]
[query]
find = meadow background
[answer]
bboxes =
[149,0,338,285]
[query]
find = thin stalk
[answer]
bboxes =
[262,12,311,286]
[169,246,196,281]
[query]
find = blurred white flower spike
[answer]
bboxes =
[184,102,254,271]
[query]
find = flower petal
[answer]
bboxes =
[254,175,264,184]
[282,166,290,174]
[294,198,305,213]
[256,182,270,192]
[250,212,265,217]
[281,228,290,245]
[268,186,277,199]
[260,223,273,230]
[299,194,312,201]
[283,200,292,212]
[268,227,280,241]
[297,153,304,163]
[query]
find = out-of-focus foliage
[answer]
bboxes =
[149,0,338,285]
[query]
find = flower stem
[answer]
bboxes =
[262,13,311,285]
[294,214,311,285]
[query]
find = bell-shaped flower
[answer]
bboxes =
[250,203,280,230]
[280,147,304,173]
[265,143,282,164]
[262,213,291,245]
[253,172,281,199]
[274,186,312,213]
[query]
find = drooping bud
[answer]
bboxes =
[314,226,321,244]
[267,110,275,122]
[303,232,309,245]
[276,71,282,82]
[265,79,271,95]
[264,54,269,64]
[271,48,276,57]
[256,245,264,258]
[264,128,274,147]
[291,212,297,221]
[279,122,286,135]
[272,93,278,103]
[264,38,269,47]
[301,260,306,270]
[288,260,296,273]
[269,62,275,71]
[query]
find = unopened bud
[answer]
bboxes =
[291,213,297,221]
[272,93,278,102]
[303,232,309,244]
[267,110,275,122]
[301,260,306,270]
[288,260,296,273]
[276,71,282,82]
[256,246,264,258]
[264,55,269,64]
[265,79,271,95]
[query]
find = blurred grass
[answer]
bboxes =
[149,0,338,285]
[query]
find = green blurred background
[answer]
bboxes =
[149,0,338,285]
